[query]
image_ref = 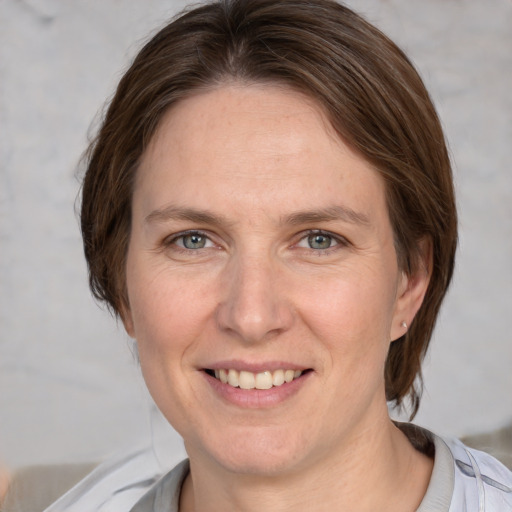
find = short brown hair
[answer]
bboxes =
[80,0,457,417]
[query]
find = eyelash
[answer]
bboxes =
[294,230,348,254]
[164,229,348,254]
[165,230,216,252]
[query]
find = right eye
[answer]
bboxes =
[171,231,214,250]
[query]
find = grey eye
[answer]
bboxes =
[182,233,207,249]
[307,233,334,250]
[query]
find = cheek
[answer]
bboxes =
[299,267,396,335]
[126,267,213,421]
[126,261,220,364]
[295,267,397,374]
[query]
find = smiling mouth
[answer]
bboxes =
[205,368,309,390]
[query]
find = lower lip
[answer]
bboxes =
[203,371,312,408]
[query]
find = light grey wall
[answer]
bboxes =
[1,0,511,469]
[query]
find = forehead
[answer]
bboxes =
[135,84,387,224]
[144,84,341,173]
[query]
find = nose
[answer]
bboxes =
[215,252,294,344]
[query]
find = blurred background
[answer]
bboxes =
[1,0,511,472]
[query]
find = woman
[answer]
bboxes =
[45,0,512,510]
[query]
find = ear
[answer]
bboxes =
[390,238,432,342]
[119,301,136,339]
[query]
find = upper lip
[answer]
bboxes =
[202,360,311,373]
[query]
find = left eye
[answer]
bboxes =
[297,232,340,250]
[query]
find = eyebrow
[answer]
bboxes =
[145,206,232,227]
[145,204,370,228]
[283,205,370,227]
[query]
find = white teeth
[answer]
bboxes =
[255,371,273,390]
[284,369,295,383]
[239,371,255,390]
[228,369,239,387]
[272,369,285,386]
[212,368,304,389]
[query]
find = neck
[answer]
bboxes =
[179,416,433,512]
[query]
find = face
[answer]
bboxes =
[124,85,419,476]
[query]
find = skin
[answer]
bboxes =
[0,466,10,504]
[124,84,433,511]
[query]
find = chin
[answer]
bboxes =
[187,424,315,477]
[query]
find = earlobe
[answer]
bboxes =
[391,238,432,341]
[120,303,136,338]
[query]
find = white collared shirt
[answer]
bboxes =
[43,426,512,512]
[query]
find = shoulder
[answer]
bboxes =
[438,434,512,511]
[398,422,512,511]
[42,446,187,512]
